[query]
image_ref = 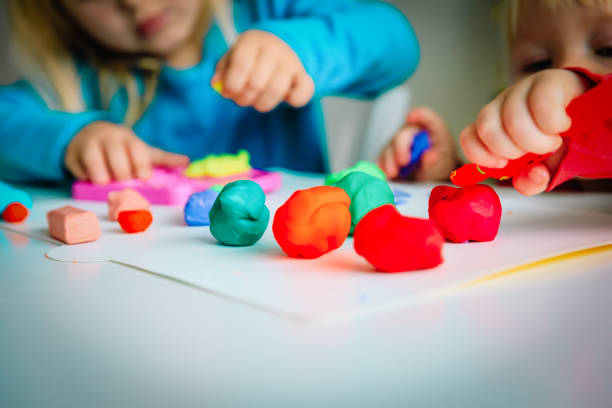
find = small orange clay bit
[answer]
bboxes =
[2,202,29,223]
[118,210,153,233]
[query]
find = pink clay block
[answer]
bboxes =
[47,205,101,245]
[107,188,150,221]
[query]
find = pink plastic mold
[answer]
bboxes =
[72,167,282,206]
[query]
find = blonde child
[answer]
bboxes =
[0,0,420,184]
[380,0,612,194]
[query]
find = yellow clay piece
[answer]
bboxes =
[184,150,252,178]
[212,81,224,94]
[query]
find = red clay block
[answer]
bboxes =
[47,205,101,245]
[272,186,351,259]
[118,210,153,233]
[2,202,29,223]
[428,185,502,243]
[107,188,150,221]
[354,204,444,272]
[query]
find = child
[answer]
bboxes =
[380,0,612,195]
[0,0,420,184]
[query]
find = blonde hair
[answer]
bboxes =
[8,0,233,126]
[497,0,612,42]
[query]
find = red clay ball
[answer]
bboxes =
[354,204,444,272]
[428,185,501,243]
[2,202,29,223]
[118,210,153,233]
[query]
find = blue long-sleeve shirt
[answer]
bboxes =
[0,0,419,182]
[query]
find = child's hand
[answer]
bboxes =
[378,107,458,181]
[460,69,587,195]
[64,121,190,184]
[212,30,315,113]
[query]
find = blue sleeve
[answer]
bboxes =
[0,81,111,182]
[245,0,420,98]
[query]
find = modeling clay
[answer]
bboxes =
[273,186,351,259]
[428,185,502,243]
[333,171,394,235]
[72,167,281,206]
[107,188,150,221]
[47,205,101,245]
[0,180,32,223]
[353,204,444,272]
[548,68,612,189]
[184,189,219,226]
[399,130,431,177]
[118,210,153,233]
[212,80,224,94]
[324,161,386,186]
[209,180,270,246]
[450,153,548,187]
[185,150,251,178]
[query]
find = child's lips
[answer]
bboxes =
[137,12,168,37]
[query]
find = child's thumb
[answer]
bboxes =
[149,146,190,168]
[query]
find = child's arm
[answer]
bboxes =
[213,0,419,111]
[0,82,188,183]
[377,107,458,181]
[459,69,587,195]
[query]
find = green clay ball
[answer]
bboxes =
[209,180,270,246]
[333,171,395,235]
[324,161,386,186]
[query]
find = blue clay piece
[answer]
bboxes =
[0,180,33,212]
[209,180,270,246]
[184,189,219,226]
[399,130,431,177]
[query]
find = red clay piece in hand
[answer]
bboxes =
[118,210,153,233]
[428,185,502,243]
[2,202,29,223]
[353,204,444,272]
[450,153,549,187]
[272,186,351,259]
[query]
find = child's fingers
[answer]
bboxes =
[286,71,315,108]
[253,67,292,112]
[64,151,87,180]
[148,146,190,168]
[460,123,508,168]
[104,139,133,181]
[222,42,259,97]
[379,146,399,179]
[82,143,110,185]
[235,50,279,107]
[528,71,583,135]
[212,54,229,87]
[512,164,550,196]
[128,139,153,180]
[391,126,418,166]
[503,79,562,155]
[476,94,526,160]
[406,107,446,138]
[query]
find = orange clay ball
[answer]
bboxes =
[2,202,29,223]
[118,210,153,233]
[272,186,351,259]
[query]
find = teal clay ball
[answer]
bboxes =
[325,161,386,186]
[209,180,270,246]
[333,171,395,235]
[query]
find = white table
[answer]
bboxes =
[1,176,611,408]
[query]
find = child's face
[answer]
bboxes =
[509,1,612,82]
[60,0,204,58]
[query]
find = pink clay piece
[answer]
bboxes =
[107,188,150,221]
[47,205,101,245]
